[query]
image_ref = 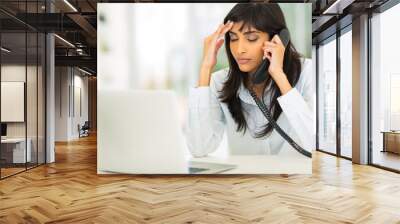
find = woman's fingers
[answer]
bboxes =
[215,37,225,50]
[263,46,274,54]
[215,21,234,42]
[213,23,225,39]
[271,35,283,46]
[263,50,272,60]
[265,38,285,51]
[209,24,224,44]
[214,24,224,35]
[262,40,283,55]
[220,21,234,36]
[263,45,275,50]
[263,48,272,60]
[263,41,277,48]
[211,21,234,54]
[263,54,272,61]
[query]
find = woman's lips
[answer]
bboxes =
[237,59,251,65]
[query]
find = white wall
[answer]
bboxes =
[55,67,70,141]
[55,67,89,141]
[71,73,89,138]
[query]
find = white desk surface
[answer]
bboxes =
[98,155,312,175]
[189,155,312,174]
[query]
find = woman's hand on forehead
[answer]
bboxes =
[198,20,235,87]
[215,20,234,41]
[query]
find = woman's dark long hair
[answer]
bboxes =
[219,3,303,138]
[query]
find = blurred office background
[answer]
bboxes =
[98,3,311,93]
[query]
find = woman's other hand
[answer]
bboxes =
[262,35,292,95]
[262,35,286,78]
[198,21,234,87]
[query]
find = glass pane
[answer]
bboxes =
[26,0,39,169]
[0,1,46,178]
[340,29,352,158]
[318,37,337,154]
[1,31,27,177]
[371,3,400,171]
[27,31,38,169]
[38,32,45,165]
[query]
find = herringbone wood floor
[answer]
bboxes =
[1,134,400,224]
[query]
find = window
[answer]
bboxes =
[318,36,337,154]
[370,2,400,171]
[339,28,352,158]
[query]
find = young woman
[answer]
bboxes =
[185,3,314,158]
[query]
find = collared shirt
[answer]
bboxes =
[184,58,315,158]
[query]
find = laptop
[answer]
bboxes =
[98,89,236,174]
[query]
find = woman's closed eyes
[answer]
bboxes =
[229,36,259,42]
[229,30,260,42]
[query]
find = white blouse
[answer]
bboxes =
[184,58,315,158]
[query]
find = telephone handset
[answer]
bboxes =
[252,28,291,84]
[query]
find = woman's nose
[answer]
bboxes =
[237,39,247,53]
